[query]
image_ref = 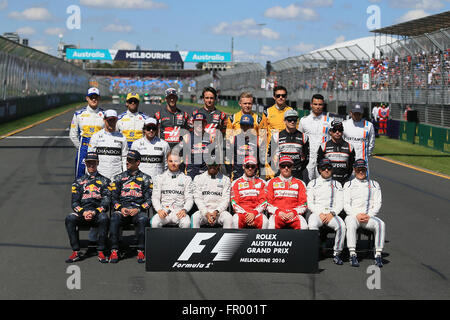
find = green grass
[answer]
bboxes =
[0,102,85,137]
[373,136,450,176]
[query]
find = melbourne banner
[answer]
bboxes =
[145,229,318,273]
[66,48,231,63]
[114,50,183,63]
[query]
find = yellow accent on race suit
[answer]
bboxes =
[81,125,103,138]
[121,129,143,142]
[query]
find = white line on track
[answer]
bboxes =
[1,136,70,139]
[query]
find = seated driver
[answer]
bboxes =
[343,159,385,268]
[231,156,268,229]
[191,162,233,228]
[266,156,308,230]
[151,151,193,229]
[307,158,346,265]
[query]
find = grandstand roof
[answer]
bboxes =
[309,35,397,59]
[371,11,450,37]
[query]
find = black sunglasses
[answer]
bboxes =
[321,166,333,171]
[275,94,287,98]
[280,164,293,169]
[127,99,139,104]
[144,126,158,131]
[244,164,257,169]
[286,118,298,123]
[330,128,344,133]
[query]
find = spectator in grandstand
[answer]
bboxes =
[307,158,346,265]
[231,156,269,229]
[266,156,308,230]
[70,87,104,179]
[225,114,261,181]
[299,94,333,182]
[317,120,355,186]
[260,85,294,180]
[192,87,228,142]
[342,105,375,170]
[150,151,193,229]
[117,92,149,148]
[403,105,412,121]
[270,109,309,181]
[130,117,170,181]
[343,159,385,268]
[226,92,262,137]
[191,162,233,228]
[109,150,152,264]
[371,104,380,138]
[378,104,390,135]
[154,88,190,149]
[88,109,128,181]
[65,152,111,264]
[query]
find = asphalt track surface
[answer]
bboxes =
[0,102,449,300]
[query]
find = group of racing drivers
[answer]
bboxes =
[66,85,385,268]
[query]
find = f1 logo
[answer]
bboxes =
[178,233,215,261]
[177,233,247,262]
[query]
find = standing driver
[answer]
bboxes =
[70,87,104,178]
[117,92,149,148]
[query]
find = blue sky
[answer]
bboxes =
[0,0,449,66]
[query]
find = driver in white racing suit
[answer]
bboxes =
[151,152,193,228]
[130,117,170,181]
[191,163,233,228]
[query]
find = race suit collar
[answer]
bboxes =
[318,175,332,183]
[279,175,293,182]
[86,105,98,113]
[127,169,140,176]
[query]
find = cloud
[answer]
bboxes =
[388,0,447,10]
[103,24,133,33]
[32,44,52,54]
[303,0,334,7]
[396,9,430,23]
[264,4,319,21]
[80,0,167,9]
[0,0,7,11]
[9,7,52,21]
[45,28,65,36]
[334,35,346,44]
[333,21,355,31]
[112,40,135,50]
[292,42,316,53]
[16,26,36,36]
[213,19,280,40]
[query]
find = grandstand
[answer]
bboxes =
[195,11,450,128]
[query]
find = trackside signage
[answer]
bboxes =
[145,229,318,273]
